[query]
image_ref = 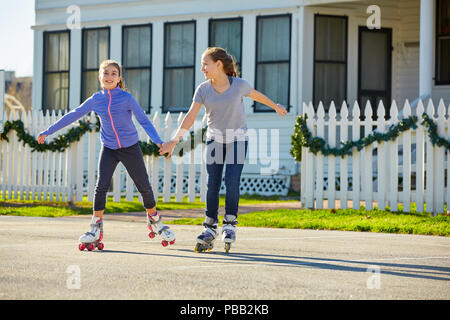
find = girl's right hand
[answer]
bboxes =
[37,134,47,144]
[159,139,178,158]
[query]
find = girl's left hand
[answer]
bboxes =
[275,103,287,117]
[37,134,47,144]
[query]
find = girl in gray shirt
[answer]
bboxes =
[159,47,287,253]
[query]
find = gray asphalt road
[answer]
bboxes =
[0,215,449,300]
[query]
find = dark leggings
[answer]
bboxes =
[93,143,156,211]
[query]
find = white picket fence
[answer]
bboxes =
[0,109,208,203]
[300,99,449,216]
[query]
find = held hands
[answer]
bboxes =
[158,139,178,158]
[274,103,287,117]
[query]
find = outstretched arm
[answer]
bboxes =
[38,97,95,144]
[247,89,287,116]
[129,95,163,146]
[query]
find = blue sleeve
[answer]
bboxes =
[40,96,95,136]
[129,95,164,145]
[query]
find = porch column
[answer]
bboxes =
[419,0,434,96]
[69,28,81,110]
[110,24,122,62]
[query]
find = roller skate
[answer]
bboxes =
[222,215,237,253]
[194,218,218,253]
[146,211,175,247]
[78,216,104,251]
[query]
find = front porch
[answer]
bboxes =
[299,0,449,114]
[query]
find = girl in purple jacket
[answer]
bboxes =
[38,60,175,251]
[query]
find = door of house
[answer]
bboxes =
[358,27,392,120]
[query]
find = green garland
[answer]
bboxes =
[421,113,450,150]
[0,117,207,157]
[290,113,449,162]
[1,118,98,153]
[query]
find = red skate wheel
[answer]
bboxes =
[87,243,95,251]
[97,242,104,250]
[148,232,155,239]
[161,240,168,247]
[78,243,86,251]
[169,240,175,245]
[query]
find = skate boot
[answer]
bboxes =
[78,216,104,251]
[222,215,238,253]
[146,211,175,247]
[194,218,218,253]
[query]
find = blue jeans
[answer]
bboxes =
[205,139,248,222]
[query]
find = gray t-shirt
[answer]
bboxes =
[193,76,252,143]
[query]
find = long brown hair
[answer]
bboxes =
[202,47,239,77]
[99,59,127,90]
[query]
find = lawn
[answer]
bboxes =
[1,193,448,237]
[167,208,450,237]
[0,193,298,217]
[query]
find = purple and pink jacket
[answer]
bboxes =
[40,86,163,149]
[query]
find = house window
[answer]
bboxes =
[254,14,291,112]
[81,27,110,101]
[123,24,152,112]
[313,15,347,111]
[43,30,70,112]
[163,21,196,113]
[436,0,450,85]
[209,18,242,75]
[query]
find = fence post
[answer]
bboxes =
[49,111,57,202]
[328,102,336,209]
[163,112,173,202]
[434,99,446,214]
[389,101,399,211]
[188,119,197,203]
[305,102,315,209]
[300,103,307,207]
[315,103,325,209]
[415,100,425,212]
[340,102,349,209]
[18,110,26,200]
[352,102,361,209]
[402,100,412,212]
[363,101,373,210]
[68,140,78,204]
[376,101,386,210]
[425,100,435,214]
[200,113,207,202]
[87,111,97,202]
[175,112,184,202]
[151,112,160,201]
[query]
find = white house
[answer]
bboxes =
[31,0,450,195]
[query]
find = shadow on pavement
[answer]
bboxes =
[98,248,450,282]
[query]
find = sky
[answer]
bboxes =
[0,0,35,77]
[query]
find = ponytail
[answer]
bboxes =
[202,47,239,77]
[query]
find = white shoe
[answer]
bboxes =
[147,211,175,246]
